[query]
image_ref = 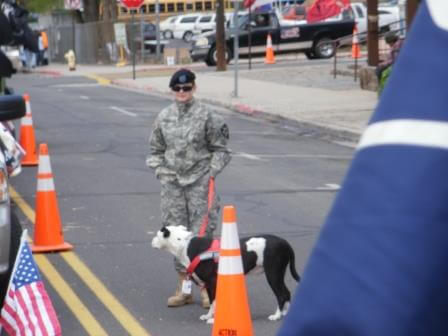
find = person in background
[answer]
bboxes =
[40,30,48,65]
[375,31,404,82]
[146,68,231,309]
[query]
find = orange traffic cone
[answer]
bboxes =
[352,25,361,59]
[265,33,276,64]
[31,143,73,253]
[19,94,38,166]
[212,206,253,336]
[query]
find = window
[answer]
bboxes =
[140,5,147,13]
[355,6,364,18]
[148,4,155,12]
[121,7,128,14]
[186,3,193,10]
[160,3,166,11]
[176,3,184,11]
[180,16,199,23]
[167,3,175,12]
[199,15,212,22]
[204,1,212,10]
[195,1,203,10]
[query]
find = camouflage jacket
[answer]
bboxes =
[146,98,231,186]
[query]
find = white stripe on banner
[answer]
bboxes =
[37,156,51,174]
[427,0,448,31]
[218,256,244,275]
[37,178,55,192]
[357,119,448,151]
[220,223,240,250]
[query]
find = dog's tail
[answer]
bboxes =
[288,244,301,282]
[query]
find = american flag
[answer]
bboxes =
[306,0,350,24]
[0,231,61,336]
[279,1,448,335]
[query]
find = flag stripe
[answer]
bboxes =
[24,284,46,336]
[1,235,61,336]
[358,119,448,151]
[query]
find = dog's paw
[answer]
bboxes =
[268,308,282,321]
[199,314,210,321]
[206,318,214,324]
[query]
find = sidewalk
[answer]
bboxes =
[37,59,378,147]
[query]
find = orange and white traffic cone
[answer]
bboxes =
[212,205,253,336]
[31,143,73,253]
[352,24,361,59]
[19,94,38,166]
[265,33,276,64]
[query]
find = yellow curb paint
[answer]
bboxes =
[10,186,151,336]
[85,74,111,85]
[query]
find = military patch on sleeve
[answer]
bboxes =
[220,124,229,139]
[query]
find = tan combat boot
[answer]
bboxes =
[200,288,210,309]
[167,272,194,307]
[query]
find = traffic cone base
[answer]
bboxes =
[32,143,72,253]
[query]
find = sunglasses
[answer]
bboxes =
[172,85,194,92]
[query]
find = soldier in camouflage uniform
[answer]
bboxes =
[147,69,231,308]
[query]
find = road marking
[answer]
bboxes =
[80,95,90,100]
[235,152,264,161]
[234,152,352,160]
[85,74,111,85]
[10,187,108,335]
[10,186,151,336]
[110,106,138,117]
[316,183,341,191]
[51,83,101,88]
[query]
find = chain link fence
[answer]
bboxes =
[46,20,163,64]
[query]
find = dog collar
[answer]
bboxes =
[186,239,220,276]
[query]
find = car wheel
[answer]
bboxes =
[305,51,317,60]
[0,209,22,307]
[164,30,173,39]
[183,31,193,42]
[313,37,335,59]
[207,45,232,67]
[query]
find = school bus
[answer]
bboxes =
[117,0,239,21]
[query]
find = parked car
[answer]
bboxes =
[0,95,26,307]
[281,2,401,34]
[131,22,162,50]
[172,13,204,42]
[160,15,178,39]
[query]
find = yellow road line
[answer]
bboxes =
[10,186,151,336]
[61,252,151,336]
[10,187,107,335]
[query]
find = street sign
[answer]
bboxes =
[120,0,144,9]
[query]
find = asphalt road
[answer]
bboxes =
[7,71,354,336]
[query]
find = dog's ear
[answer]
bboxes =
[161,226,170,238]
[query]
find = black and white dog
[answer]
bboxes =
[151,225,300,323]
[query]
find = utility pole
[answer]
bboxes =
[215,0,226,71]
[367,0,379,66]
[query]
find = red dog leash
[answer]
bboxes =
[198,177,215,237]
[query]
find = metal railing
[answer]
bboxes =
[329,19,407,82]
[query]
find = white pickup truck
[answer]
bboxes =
[281,2,402,35]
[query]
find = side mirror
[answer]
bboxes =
[0,95,26,121]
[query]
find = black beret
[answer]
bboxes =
[169,68,196,88]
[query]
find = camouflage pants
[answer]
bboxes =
[160,173,220,271]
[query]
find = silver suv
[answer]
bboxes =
[0,94,26,306]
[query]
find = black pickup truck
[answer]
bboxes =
[190,10,355,66]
